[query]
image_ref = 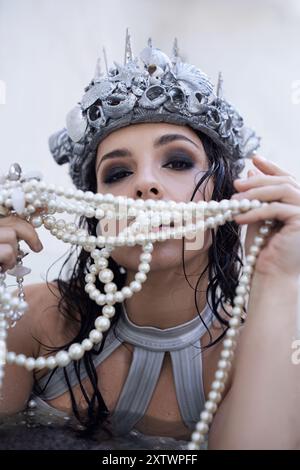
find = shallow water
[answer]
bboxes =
[0,409,206,450]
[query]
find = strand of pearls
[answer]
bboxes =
[187,219,275,449]
[0,172,274,449]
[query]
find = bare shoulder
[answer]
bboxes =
[14,280,66,355]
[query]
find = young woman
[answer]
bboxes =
[0,39,300,450]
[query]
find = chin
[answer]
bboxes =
[111,237,201,274]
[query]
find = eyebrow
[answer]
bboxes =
[96,133,200,171]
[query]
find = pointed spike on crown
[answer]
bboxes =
[147,37,153,48]
[102,47,109,74]
[124,27,133,65]
[94,56,102,80]
[216,71,224,98]
[172,37,179,62]
[173,38,179,57]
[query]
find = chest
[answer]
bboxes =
[46,336,223,440]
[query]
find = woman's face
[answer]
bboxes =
[95,122,214,273]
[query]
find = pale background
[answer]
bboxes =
[0,0,300,285]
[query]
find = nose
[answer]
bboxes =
[135,178,163,200]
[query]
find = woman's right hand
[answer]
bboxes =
[0,214,43,272]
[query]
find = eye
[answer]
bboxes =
[103,168,133,184]
[102,155,195,184]
[164,157,194,170]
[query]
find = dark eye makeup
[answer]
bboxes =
[101,153,196,184]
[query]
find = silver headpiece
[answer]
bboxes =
[49,30,260,190]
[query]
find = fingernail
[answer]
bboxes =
[36,241,43,251]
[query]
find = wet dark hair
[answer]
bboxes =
[33,129,245,438]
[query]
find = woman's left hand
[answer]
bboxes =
[231,154,300,278]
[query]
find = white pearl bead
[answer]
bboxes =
[122,286,133,298]
[214,214,225,225]
[35,357,47,369]
[89,290,99,301]
[135,272,146,283]
[205,217,216,229]
[102,305,115,318]
[68,343,84,360]
[104,282,117,294]
[259,226,270,236]
[208,391,221,404]
[98,268,114,284]
[207,200,219,213]
[85,273,96,283]
[95,316,110,332]
[30,216,43,228]
[218,359,230,371]
[95,258,108,269]
[187,442,198,450]
[254,236,264,247]
[89,329,103,344]
[249,245,260,256]
[191,431,205,444]
[56,350,71,367]
[25,357,36,371]
[215,370,227,382]
[143,243,153,253]
[196,422,209,434]
[85,283,95,294]
[235,285,247,296]
[250,199,261,209]
[105,293,115,305]
[114,292,124,303]
[200,410,213,424]
[130,281,142,293]
[226,328,238,339]
[89,265,98,275]
[243,265,253,275]
[82,339,93,351]
[221,349,232,360]
[204,400,217,413]
[138,263,150,274]
[223,338,235,350]
[239,274,250,285]
[15,354,26,366]
[46,356,57,369]
[6,351,16,363]
[229,317,240,328]
[246,254,256,266]
[239,199,251,211]
[94,293,105,306]
[211,380,225,392]
[43,216,56,229]
[233,295,245,306]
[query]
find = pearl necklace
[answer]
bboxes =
[0,164,274,450]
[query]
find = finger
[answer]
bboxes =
[231,184,300,205]
[252,154,297,179]
[0,228,19,257]
[0,244,17,271]
[233,201,300,225]
[233,174,300,191]
[0,215,43,252]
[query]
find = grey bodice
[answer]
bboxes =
[33,301,214,436]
